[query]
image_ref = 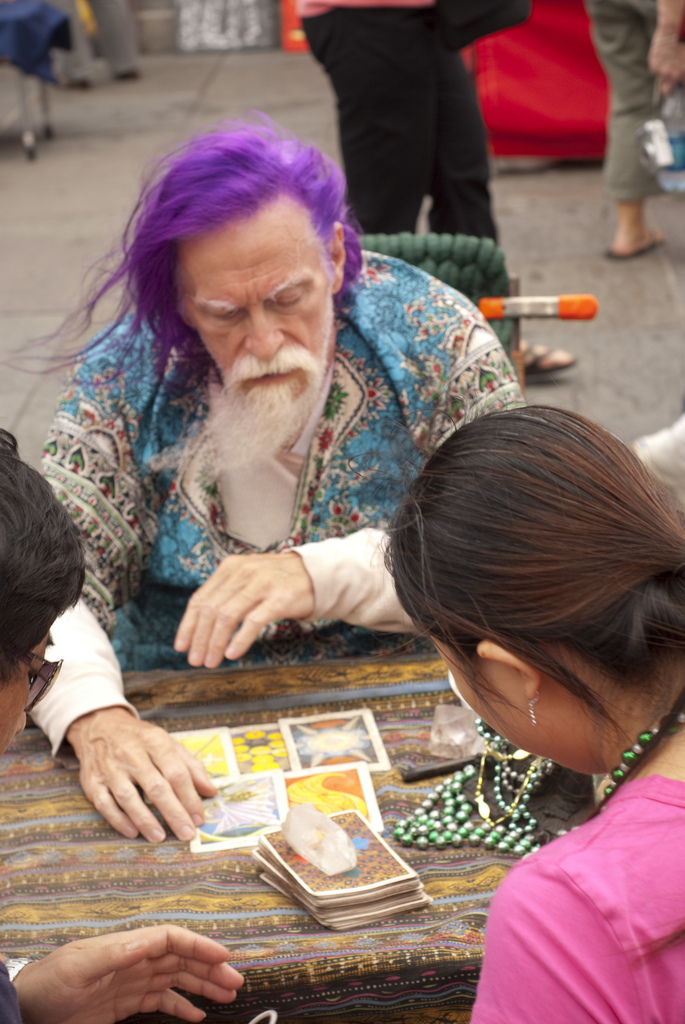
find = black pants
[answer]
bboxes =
[303,6,497,239]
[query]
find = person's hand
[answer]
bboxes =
[174,551,315,668]
[649,27,685,93]
[14,924,243,1024]
[66,708,217,843]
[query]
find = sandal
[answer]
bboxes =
[520,340,577,378]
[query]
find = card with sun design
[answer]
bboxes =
[172,727,240,779]
[190,771,289,852]
[278,709,391,774]
[283,762,383,832]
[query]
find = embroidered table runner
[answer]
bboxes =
[0,656,543,1023]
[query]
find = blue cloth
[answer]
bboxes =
[0,0,70,82]
[0,962,21,1024]
[43,253,523,671]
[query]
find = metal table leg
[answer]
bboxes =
[14,69,36,159]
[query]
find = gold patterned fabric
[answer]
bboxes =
[0,656,514,1023]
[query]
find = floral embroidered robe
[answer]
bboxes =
[42,254,524,671]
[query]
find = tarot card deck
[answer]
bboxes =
[254,809,431,929]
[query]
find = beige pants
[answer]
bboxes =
[585,0,662,201]
[50,0,138,82]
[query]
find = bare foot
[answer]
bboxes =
[608,227,665,258]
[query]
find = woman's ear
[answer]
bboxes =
[476,640,543,702]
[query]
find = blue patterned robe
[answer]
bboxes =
[42,254,523,671]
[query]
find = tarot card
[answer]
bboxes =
[190,771,289,852]
[172,727,240,779]
[283,762,383,832]
[230,722,290,773]
[257,809,415,896]
[278,709,391,773]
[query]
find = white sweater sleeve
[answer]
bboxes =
[296,528,415,632]
[31,599,137,754]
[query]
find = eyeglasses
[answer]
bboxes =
[15,651,63,712]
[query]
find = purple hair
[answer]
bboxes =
[80,116,363,374]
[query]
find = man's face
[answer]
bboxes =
[178,197,346,388]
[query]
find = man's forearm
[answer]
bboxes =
[297,528,416,632]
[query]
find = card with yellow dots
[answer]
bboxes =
[230,723,291,774]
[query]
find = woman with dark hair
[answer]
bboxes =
[388,406,685,1021]
[0,429,244,1022]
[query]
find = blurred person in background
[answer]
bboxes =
[300,5,576,376]
[628,0,685,495]
[585,0,685,257]
[51,0,139,86]
[300,2,498,239]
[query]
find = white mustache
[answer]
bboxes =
[229,347,320,385]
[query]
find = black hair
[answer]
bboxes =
[0,429,85,681]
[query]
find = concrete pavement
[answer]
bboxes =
[1,49,685,465]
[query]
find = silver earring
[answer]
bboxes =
[528,692,540,727]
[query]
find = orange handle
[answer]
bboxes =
[558,294,599,320]
[479,297,505,319]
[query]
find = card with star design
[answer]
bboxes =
[190,771,289,852]
[278,709,391,773]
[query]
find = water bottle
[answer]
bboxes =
[658,84,685,192]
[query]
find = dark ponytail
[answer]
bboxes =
[387,406,685,728]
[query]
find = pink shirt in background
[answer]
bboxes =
[471,775,685,1024]
[297,0,434,25]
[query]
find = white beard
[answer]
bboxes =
[207,311,333,472]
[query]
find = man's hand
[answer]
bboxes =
[66,708,217,843]
[174,551,315,668]
[15,924,244,1024]
[650,26,685,93]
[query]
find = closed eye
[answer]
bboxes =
[271,287,304,307]
[210,308,242,322]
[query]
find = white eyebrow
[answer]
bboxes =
[192,274,309,313]
[266,273,311,300]
[195,298,239,315]
[195,274,312,315]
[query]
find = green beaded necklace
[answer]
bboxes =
[601,710,685,802]
[394,719,554,856]
[395,704,685,855]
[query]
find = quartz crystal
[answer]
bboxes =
[281,803,358,876]
[429,701,485,759]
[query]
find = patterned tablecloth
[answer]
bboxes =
[0,656,520,1024]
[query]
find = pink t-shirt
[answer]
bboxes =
[471,775,685,1024]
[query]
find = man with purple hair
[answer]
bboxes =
[37,117,523,844]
